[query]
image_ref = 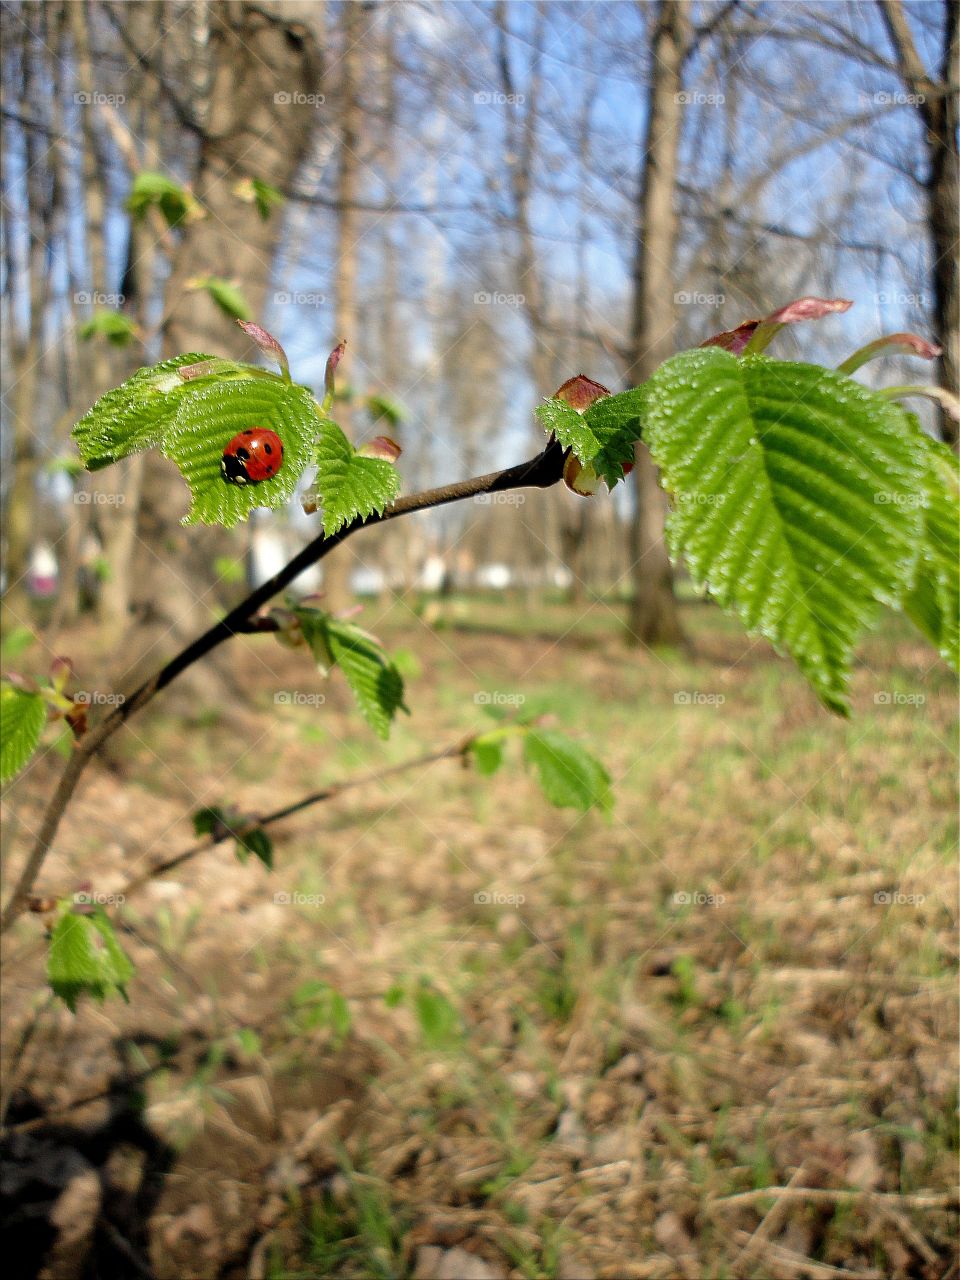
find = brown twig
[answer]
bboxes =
[1,439,563,933]
[115,737,474,903]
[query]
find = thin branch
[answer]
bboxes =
[0,440,566,933]
[115,737,474,904]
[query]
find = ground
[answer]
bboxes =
[1,594,957,1279]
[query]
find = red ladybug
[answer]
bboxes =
[220,428,284,485]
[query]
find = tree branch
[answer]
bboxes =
[0,441,566,932]
[107,736,474,908]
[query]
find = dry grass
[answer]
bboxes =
[2,597,957,1279]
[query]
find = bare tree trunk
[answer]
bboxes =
[626,0,688,648]
[322,0,365,614]
[879,0,958,447]
[4,2,58,623]
[116,1,323,700]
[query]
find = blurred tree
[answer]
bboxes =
[322,0,365,614]
[877,0,957,445]
[114,0,323,694]
[626,0,689,648]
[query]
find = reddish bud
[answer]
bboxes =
[237,320,290,377]
[358,436,402,463]
[837,332,942,376]
[66,704,88,739]
[563,455,602,496]
[324,340,346,404]
[701,297,853,357]
[699,320,760,355]
[765,296,853,325]
[553,374,611,412]
[50,656,74,691]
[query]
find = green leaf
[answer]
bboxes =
[905,437,959,668]
[77,309,137,347]
[192,805,229,837]
[47,907,134,1011]
[72,353,219,469]
[296,608,407,738]
[536,390,643,488]
[644,349,926,714]
[189,276,253,322]
[325,620,406,739]
[314,418,401,536]
[413,983,461,1049]
[469,732,507,776]
[523,729,613,813]
[237,826,273,869]
[234,176,285,220]
[162,378,320,526]
[582,389,646,486]
[365,392,406,427]
[127,170,200,227]
[0,627,36,662]
[0,684,46,784]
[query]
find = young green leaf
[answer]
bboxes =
[523,729,613,813]
[469,731,507,776]
[77,309,138,347]
[47,907,134,1011]
[904,437,959,668]
[536,388,643,488]
[233,176,285,220]
[644,349,926,714]
[187,276,253,322]
[192,805,232,837]
[325,619,407,739]
[162,378,320,526]
[0,684,47,784]
[237,827,273,869]
[296,608,407,738]
[127,170,200,227]
[314,418,401,535]
[413,983,462,1049]
[72,353,218,469]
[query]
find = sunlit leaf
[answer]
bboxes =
[0,684,46,784]
[644,348,926,714]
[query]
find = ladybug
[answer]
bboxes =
[220,428,284,485]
